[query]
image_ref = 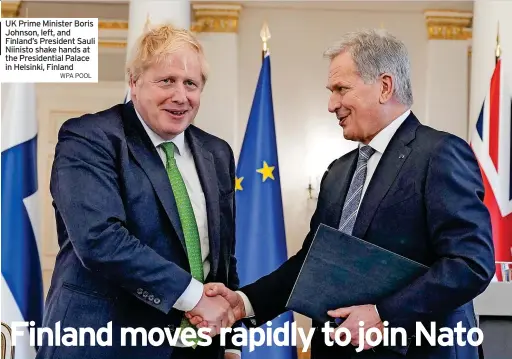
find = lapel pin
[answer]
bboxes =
[399,154,405,159]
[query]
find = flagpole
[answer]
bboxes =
[260,21,271,62]
[495,22,501,64]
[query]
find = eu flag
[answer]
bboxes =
[235,54,297,359]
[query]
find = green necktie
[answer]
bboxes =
[160,142,203,346]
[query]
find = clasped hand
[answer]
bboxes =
[328,304,384,351]
[185,283,246,337]
[186,285,382,353]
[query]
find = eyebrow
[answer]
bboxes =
[154,74,201,82]
[327,82,349,90]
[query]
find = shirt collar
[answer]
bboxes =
[134,107,186,156]
[362,109,411,154]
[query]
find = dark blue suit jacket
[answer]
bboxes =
[242,113,495,359]
[37,102,240,359]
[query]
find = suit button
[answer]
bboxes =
[143,291,148,298]
[154,298,161,304]
[167,324,175,331]
[148,294,154,301]
[137,288,143,295]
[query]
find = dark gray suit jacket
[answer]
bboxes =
[37,102,240,359]
[241,113,495,359]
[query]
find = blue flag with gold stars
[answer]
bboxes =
[235,54,297,359]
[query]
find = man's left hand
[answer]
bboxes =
[328,304,383,351]
[225,352,240,359]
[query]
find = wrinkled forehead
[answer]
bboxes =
[328,54,359,82]
[162,50,201,71]
[150,49,203,79]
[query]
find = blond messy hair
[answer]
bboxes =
[126,23,209,85]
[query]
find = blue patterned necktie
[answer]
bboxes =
[338,145,376,235]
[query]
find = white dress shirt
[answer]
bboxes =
[238,109,411,318]
[137,112,241,356]
[136,109,208,312]
[137,111,241,356]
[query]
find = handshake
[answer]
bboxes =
[185,283,246,337]
[183,283,385,353]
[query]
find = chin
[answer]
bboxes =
[342,129,355,141]
[167,122,191,135]
[164,126,186,137]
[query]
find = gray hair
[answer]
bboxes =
[323,29,413,107]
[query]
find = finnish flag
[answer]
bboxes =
[1,83,43,359]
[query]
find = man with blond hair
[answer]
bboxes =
[37,24,241,359]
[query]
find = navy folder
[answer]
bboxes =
[285,224,429,324]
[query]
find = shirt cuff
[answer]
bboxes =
[173,278,203,312]
[236,290,255,317]
[225,349,241,357]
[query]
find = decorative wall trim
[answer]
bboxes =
[1,1,22,18]
[99,20,128,30]
[191,3,242,33]
[424,10,473,40]
[99,20,128,48]
[99,41,127,49]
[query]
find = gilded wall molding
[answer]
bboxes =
[99,20,128,31]
[424,10,473,40]
[98,41,127,49]
[99,20,128,49]
[191,3,242,33]
[1,1,22,18]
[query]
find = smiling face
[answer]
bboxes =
[326,50,384,144]
[130,46,203,140]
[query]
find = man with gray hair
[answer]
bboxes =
[189,29,495,359]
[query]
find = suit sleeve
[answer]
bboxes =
[227,144,240,293]
[51,120,193,314]
[376,135,495,332]
[240,160,336,326]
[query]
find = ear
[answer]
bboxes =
[129,74,137,87]
[128,75,138,97]
[379,73,394,104]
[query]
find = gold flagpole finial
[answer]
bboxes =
[260,21,271,61]
[496,21,501,61]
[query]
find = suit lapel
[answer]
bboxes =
[352,114,420,239]
[123,102,187,252]
[325,150,358,228]
[186,127,220,279]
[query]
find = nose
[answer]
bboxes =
[328,93,341,113]
[170,84,187,104]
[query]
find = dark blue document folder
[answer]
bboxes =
[285,224,429,323]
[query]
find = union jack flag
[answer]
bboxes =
[471,55,512,282]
